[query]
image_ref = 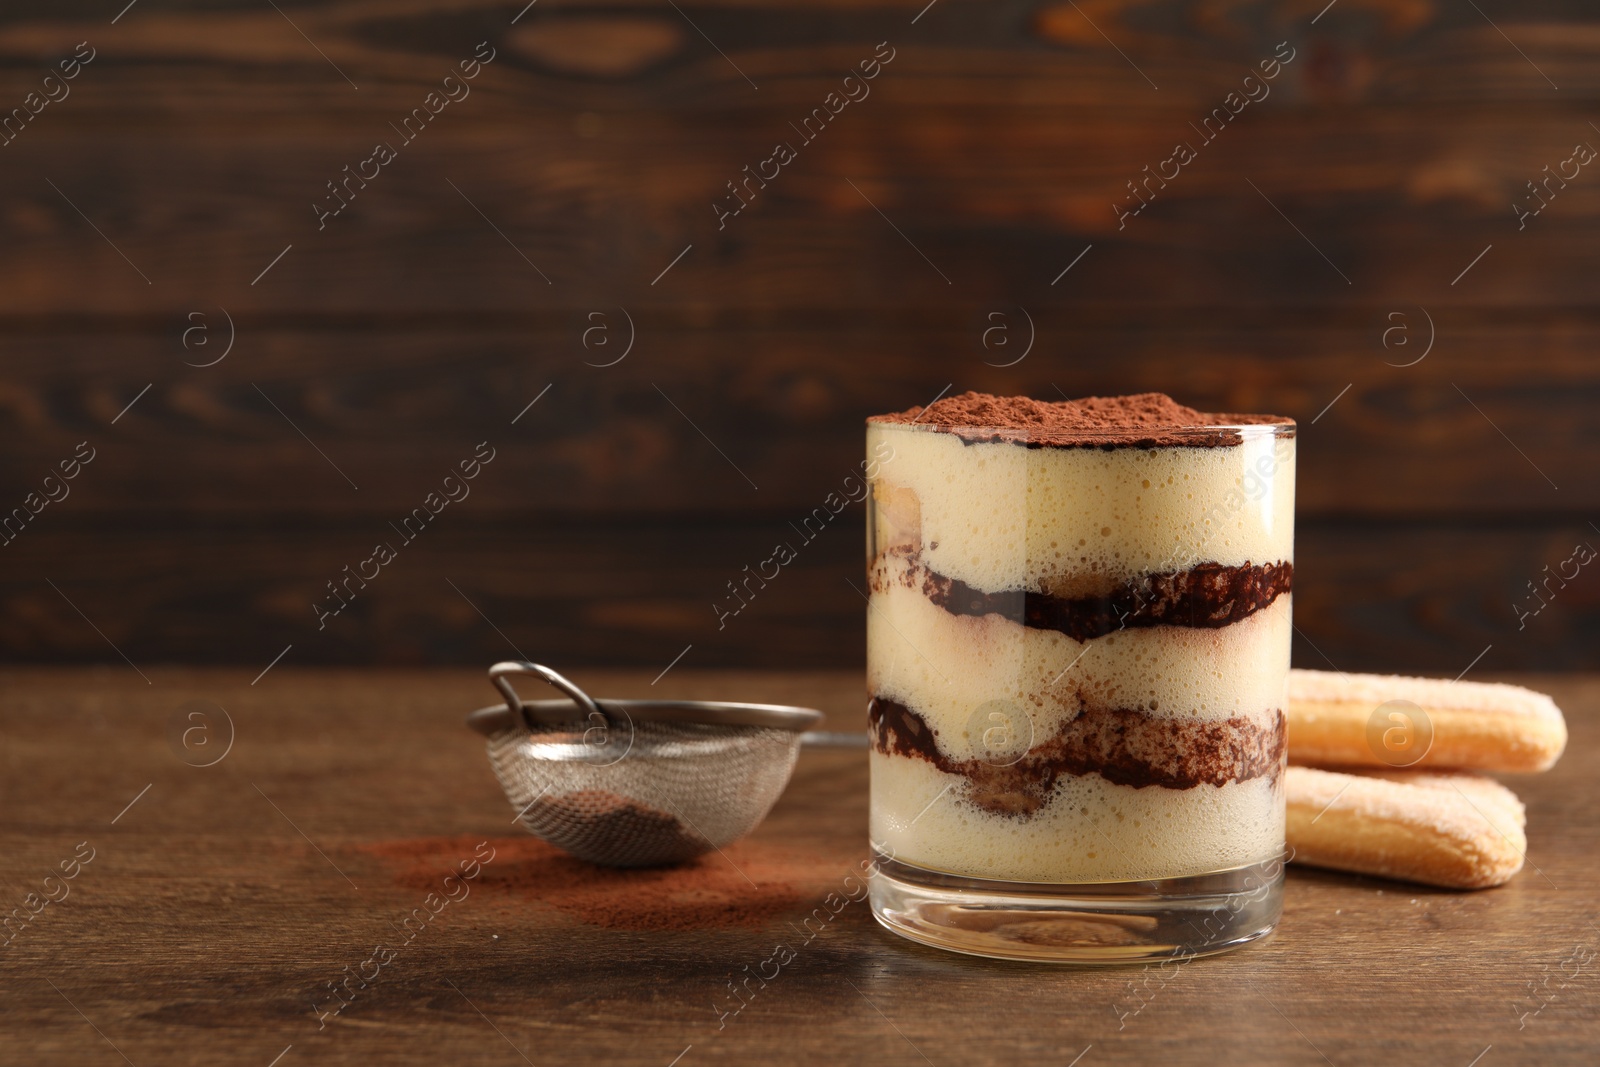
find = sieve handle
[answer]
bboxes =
[800,731,869,748]
[489,661,606,728]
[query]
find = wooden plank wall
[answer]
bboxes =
[0,0,1595,675]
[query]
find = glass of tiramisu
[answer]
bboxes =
[865,392,1294,962]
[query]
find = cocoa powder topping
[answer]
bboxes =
[869,391,1292,448]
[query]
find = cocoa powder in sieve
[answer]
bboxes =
[521,789,708,863]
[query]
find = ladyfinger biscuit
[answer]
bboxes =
[1288,669,1566,772]
[1286,766,1526,889]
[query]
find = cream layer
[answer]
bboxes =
[867,422,1295,594]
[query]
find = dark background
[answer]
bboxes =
[0,0,1594,676]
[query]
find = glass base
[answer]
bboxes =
[869,851,1283,964]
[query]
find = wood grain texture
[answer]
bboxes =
[0,1,1593,317]
[0,318,1592,516]
[0,0,1596,667]
[0,667,1596,1065]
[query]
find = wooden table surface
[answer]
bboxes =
[2,667,1596,1066]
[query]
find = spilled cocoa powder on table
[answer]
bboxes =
[356,834,831,932]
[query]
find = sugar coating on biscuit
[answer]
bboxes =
[1286,766,1526,849]
[1290,669,1564,725]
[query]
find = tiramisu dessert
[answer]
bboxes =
[865,392,1295,959]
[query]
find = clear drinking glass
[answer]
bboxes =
[865,416,1295,962]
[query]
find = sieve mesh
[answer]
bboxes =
[485,717,804,867]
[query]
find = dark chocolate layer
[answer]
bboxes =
[869,695,1285,817]
[870,553,1292,642]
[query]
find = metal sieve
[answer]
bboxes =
[465,661,850,867]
